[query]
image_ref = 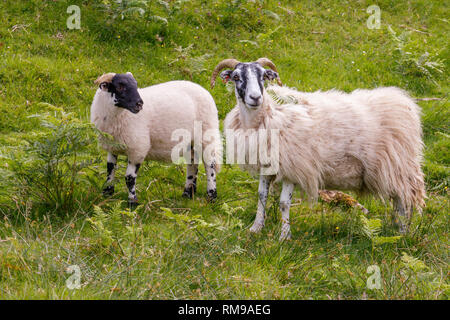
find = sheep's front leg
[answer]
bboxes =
[279,181,294,241]
[182,163,198,199]
[125,160,141,206]
[103,153,117,196]
[249,175,274,233]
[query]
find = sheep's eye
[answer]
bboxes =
[116,85,124,92]
[233,75,240,81]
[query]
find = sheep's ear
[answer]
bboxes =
[220,70,233,82]
[264,69,279,81]
[94,73,116,90]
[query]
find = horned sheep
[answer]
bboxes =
[211,58,425,240]
[91,72,222,205]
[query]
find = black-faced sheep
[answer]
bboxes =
[91,72,222,205]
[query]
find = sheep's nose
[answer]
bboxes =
[136,100,143,109]
[249,94,261,101]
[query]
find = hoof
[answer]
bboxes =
[128,198,139,209]
[182,188,194,199]
[207,189,217,202]
[182,190,192,199]
[279,231,292,241]
[182,184,196,199]
[102,185,114,197]
[249,221,263,233]
[393,218,409,234]
[398,223,409,235]
[279,224,292,241]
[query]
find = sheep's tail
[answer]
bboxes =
[361,87,426,215]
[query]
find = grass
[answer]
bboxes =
[0,0,448,299]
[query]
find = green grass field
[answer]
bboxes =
[0,0,448,299]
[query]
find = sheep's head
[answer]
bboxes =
[95,72,144,114]
[210,58,281,109]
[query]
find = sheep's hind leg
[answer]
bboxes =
[279,181,294,241]
[393,196,410,234]
[103,153,117,196]
[205,161,218,201]
[182,163,198,199]
[125,160,141,207]
[250,175,274,234]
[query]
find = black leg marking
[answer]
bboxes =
[125,175,136,194]
[103,155,117,197]
[107,162,115,176]
[125,161,141,205]
[125,174,138,205]
[103,185,114,196]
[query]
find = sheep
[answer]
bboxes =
[91,72,222,205]
[210,58,425,240]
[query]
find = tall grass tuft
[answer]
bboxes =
[388,25,445,91]
[2,103,100,216]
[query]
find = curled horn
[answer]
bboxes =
[210,59,240,88]
[256,57,282,86]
